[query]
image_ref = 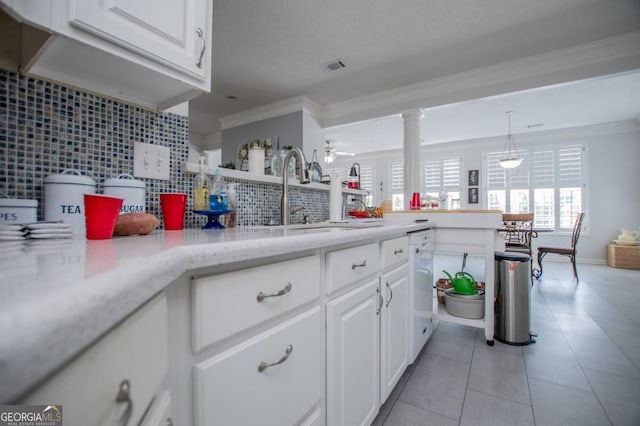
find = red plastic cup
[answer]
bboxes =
[84,194,124,240]
[160,193,187,230]
[410,192,421,210]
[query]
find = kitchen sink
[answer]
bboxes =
[254,220,384,231]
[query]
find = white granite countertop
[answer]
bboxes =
[0,222,429,403]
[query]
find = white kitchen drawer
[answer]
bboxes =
[326,242,379,294]
[21,293,168,426]
[380,236,409,270]
[140,389,171,426]
[194,307,322,426]
[192,255,321,351]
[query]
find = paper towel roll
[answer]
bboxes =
[248,147,265,175]
[330,178,342,222]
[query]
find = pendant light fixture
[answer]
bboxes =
[499,111,523,169]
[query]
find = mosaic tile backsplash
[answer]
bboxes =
[0,69,340,229]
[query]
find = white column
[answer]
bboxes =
[402,109,423,209]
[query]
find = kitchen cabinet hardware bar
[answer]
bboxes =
[256,282,292,302]
[376,287,383,315]
[393,248,404,255]
[115,379,132,426]
[351,260,367,269]
[195,27,206,68]
[385,282,393,307]
[258,345,293,372]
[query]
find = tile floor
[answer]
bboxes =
[373,262,640,426]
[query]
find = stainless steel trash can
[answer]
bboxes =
[494,251,533,345]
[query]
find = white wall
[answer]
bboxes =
[303,109,326,163]
[334,120,640,263]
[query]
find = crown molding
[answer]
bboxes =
[219,95,323,130]
[320,31,640,127]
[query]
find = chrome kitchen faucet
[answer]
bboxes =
[281,147,310,225]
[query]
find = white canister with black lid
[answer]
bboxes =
[44,169,96,235]
[103,174,146,214]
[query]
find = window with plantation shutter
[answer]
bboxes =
[423,157,461,209]
[325,167,347,182]
[485,144,585,231]
[390,161,404,210]
[359,164,375,205]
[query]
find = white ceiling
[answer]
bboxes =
[189,0,640,150]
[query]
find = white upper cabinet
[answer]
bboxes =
[67,0,208,80]
[0,0,212,110]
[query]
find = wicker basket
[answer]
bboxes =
[436,278,452,304]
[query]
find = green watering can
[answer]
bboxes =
[442,270,477,295]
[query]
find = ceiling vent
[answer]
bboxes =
[320,59,346,72]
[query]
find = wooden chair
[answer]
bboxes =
[502,213,535,280]
[502,213,534,257]
[534,213,585,282]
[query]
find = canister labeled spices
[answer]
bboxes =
[0,196,37,224]
[103,174,146,214]
[44,169,96,235]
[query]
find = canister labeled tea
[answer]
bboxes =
[44,169,96,235]
[103,174,146,214]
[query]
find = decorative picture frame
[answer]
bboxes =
[468,187,479,204]
[468,169,479,187]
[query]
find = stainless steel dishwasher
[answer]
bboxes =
[408,228,436,362]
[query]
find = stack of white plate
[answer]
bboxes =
[0,224,27,241]
[25,222,73,239]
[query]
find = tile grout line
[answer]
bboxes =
[455,328,481,425]
[546,282,616,426]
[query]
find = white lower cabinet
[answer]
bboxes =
[326,279,381,426]
[193,307,322,426]
[326,239,411,425]
[380,263,410,402]
[21,293,169,426]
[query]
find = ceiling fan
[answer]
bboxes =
[324,140,355,163]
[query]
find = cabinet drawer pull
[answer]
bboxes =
[376,287,383,315]
[256,282,292,302]
[351,260,367,270]
[258,344,293,372]
[115,379,132,426]
[196,27,206,68]
[393,248,404,255]
[385,281,393,307]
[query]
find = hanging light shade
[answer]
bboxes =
[499,111,523,169]
[324,140,335,163]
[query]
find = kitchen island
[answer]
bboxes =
[384,210,505,342]
[0,223,427,417]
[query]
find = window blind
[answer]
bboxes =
[486,153,506,189]
[424,158,461,189]
[390,162,404,193]
[359,164,374,192]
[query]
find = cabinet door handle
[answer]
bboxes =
[394,248,403,255]
[385,282,393,307]
[115,379,132,426]
[258,345,293,372]
[256,282,292,302]
[196,27,206,68]
[376,287,383,315]
[352,260,367,270]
